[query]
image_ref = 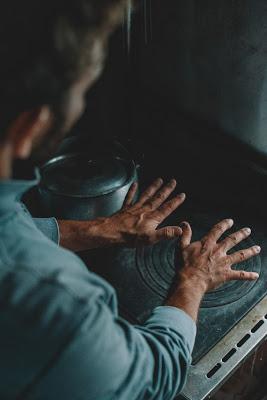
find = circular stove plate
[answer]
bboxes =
[136,234,261,308]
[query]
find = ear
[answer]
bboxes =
[8,106,52,159]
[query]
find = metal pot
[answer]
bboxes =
[38,152,138,220]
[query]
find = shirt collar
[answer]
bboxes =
[0,169,40,214]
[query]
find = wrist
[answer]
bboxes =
[179,273,208,295]
[99,216,126,246]
[166,280,205,306]
[166,271,206,322]
[57,220,84,251]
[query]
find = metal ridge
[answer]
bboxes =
[179,295,267,400]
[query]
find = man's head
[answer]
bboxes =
[0,0,126,175]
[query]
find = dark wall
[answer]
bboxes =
[133,0,267,154]
[76,0,267,156]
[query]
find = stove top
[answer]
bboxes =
[77,131,267,399]
[136,231,260,310]
[85,211,267,365]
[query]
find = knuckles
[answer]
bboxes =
[239,271,246,279]
[228,235,238,244]
[213,226,225,235]
[164,227,175,239]
[156,193,166,202]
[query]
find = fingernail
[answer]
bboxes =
[179,193,186,199]
[245,228,251,234]
[253,273,259,279]
[255,246,261,253]
[228,219,234,226]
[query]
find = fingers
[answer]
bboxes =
[205,219,234,244]
[136,178,164,207]
[229,245,261,265]
[180,222,192,249]
[228,270,259,281]
[152,226,183,244]
[123,182,138,208]
[152,193,186,222]
[220,227,251,252]
[143,179,177,211]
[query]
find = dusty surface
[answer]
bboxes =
[212,339,267,400]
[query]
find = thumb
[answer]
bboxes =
[152,226,183,244]
[180,222,192,249]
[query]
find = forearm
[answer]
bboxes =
[135,306,196,396]
[57,218,123,252]
[165,275,206,322]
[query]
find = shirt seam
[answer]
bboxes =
[53,217,60,245]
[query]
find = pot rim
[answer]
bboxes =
[39,153,137,199]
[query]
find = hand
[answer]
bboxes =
[58,178,186,251]
[108,178,186,247]
[179,219,260,292]
[166,219,261,321]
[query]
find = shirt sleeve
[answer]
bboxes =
[26,295,196,400]
[33,218,60,244]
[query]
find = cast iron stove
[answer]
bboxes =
[85,209,267,400]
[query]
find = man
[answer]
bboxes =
[0,1,261,399]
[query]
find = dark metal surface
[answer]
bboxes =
[84,211,267,364]
[135,233,260,308]
[39,154,138,220]
[41,154,129,197]
[178,296,267,400]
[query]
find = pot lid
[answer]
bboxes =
[40,154,130,197]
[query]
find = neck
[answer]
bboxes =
[0,142,13,179]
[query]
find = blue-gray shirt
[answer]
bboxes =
[0,178,196,400]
